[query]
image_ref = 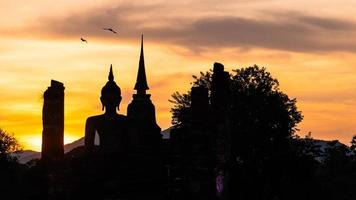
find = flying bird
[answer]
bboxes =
[80,38,88,43]
[102,28,118,34]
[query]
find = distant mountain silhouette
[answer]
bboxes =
[15,128,172,163]
[14,136,341,164]
[14,150,40,164]
[161,127,171,139]
[301,139,349,162]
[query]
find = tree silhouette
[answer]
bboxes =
[0,128,24,199]
[350,135,356,152]
[170,65,303,199]
[0,128,21,162]
[170,65,302,154]
[169,91,192,128]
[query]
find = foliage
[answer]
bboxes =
[170,64,306,199]
[0,128,22,158]
[228,65,302,149]
[170,65,303,147]
[169,91,192,127]
[0,128,24,198]
[350,135,356,152]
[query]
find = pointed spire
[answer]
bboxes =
[108,64,114,82]
[134,35,149,94]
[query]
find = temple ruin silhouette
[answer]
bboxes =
[84,65,131,154]
[169,62,231,199]
[127,35,161,150]
[39,36,231,199]
[41,80,65,164]
[5,34,354,200]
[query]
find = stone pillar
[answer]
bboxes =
[191,86,209,128]
[211,62,230,199]
[190,86,216,198]
[41,80,65,163]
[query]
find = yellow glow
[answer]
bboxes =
[2,44,356,150]
[1,0,356,150]
[18,133,81,152]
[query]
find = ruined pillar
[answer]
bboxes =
[41,80,65,163]
[211,62,230,199]
[191,86,209,128]
[190,86,217,198]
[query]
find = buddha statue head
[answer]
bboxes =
[100,65,122,112]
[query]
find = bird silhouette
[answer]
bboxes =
[102,28,118,34]
[81,38,88,43]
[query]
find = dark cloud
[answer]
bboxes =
[24,5,356,53]
[146,15,356,52]
[296,15,356,31]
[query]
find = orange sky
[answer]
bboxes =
[0,0,356,151]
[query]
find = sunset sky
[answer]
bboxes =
[1,0,356,151]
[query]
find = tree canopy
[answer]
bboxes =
[170,65,305,199]
[170,65,303,145]
[0,128,21,160]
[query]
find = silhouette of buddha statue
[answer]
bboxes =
[84,65,129,154]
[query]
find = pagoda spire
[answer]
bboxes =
[108,64,114,82]
[134,35,149,95]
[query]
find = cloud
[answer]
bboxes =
[296,15,356,31]
[7,4,356,53]
[145,14,356,52]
